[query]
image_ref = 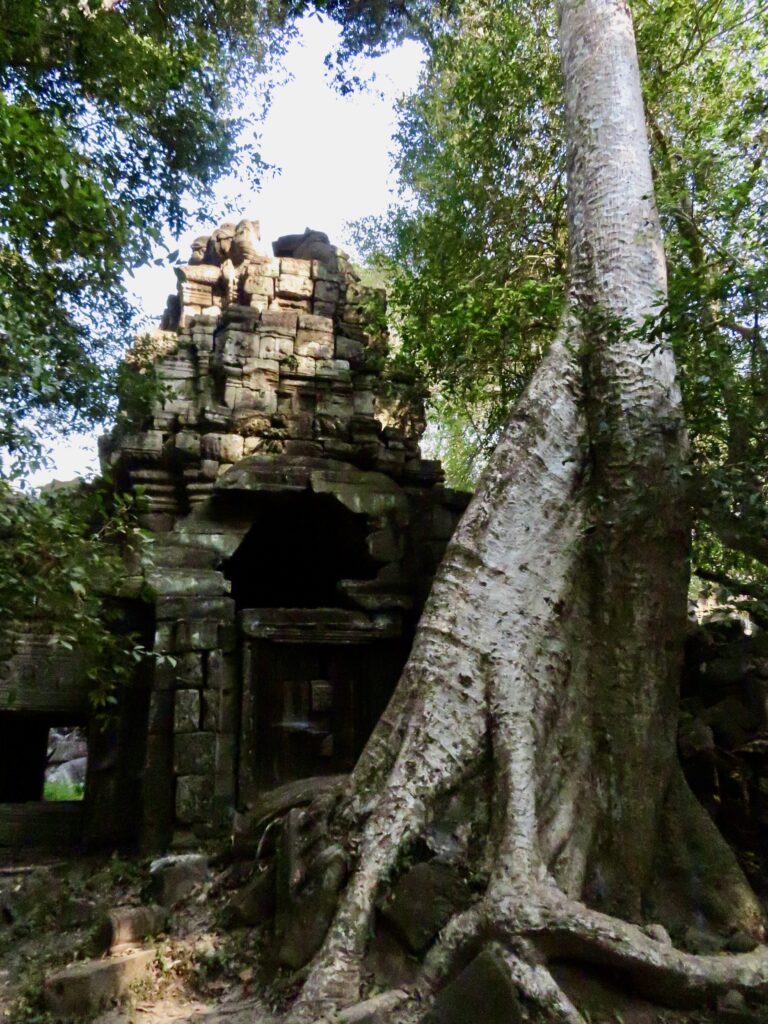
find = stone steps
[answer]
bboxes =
[43,948,155,1016]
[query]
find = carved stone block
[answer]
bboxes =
[259,334,294,361]
[316,359,352,381]
[158,352,196,381]
[295,332,334,359]
[322,438,356,459]
[176,775,212,824]
[119,431,165,461]
[317,389,355,418]
[244,257,280,277]
[241,274,274,299]
[174,689,201,733]
[207,650,238,691]
[284,355,316,378]
[260,309,298,335]
[311,259,342,282]
[277,412,313,438]
[218,328,258,365]
[298,313,334,334]
[279,257,312,277]
[283,439,323,456]
[180,281,213,307]
[277,274,313,299]
[314,280,340,304]
[272,296,312,313]
[353,389,376,416]
[336,335,365,364]
[242,357,280,377]
[174,732,215,776]
[225,379,278,416]
[201,433,245,462]
[252,380,280,415]
[173,431,201,460]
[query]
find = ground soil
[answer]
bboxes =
[0,848,279,1024]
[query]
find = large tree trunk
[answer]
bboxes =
[282,2,767,1020]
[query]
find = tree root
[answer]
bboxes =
[414,885,768,1021]
[504,889,768,1008]
[287,879,768,1024]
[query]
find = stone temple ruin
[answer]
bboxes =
[0,220,469,851]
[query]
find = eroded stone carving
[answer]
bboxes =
[189,236,210,265]
[205,222,237,265]
[113,219,433,488]
[231,219,269,264]
[273,227,339,272]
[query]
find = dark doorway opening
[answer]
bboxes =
[0,714,49,802]
[224,491,377,609]
[0,715,88,803]
[241,636,408,795]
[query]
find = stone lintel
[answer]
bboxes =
[143,569,230,599]
[0,644,87,715]
[239,607,401,644]
[154,594,235,623]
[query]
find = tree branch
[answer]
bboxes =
[702,508,768,567]
[694,567,768,602]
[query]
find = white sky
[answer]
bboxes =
[35,17,423,486]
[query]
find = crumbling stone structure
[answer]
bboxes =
[0,221,470,851]
[109,220,471,848]
[0,627,89,846]
[103,221,441,519]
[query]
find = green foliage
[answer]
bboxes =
[0,0,328,692]
[636,0,768,606]
[0,477,152,709]
[357,0,768,611]
[301,0,457,91]
[0,0,291,469]
[351,0,565,470]
[43,779,85,801]
[421,396,493,492]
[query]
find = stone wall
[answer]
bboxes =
[0,612,152,850]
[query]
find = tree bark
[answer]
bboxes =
[281,2,767,1020]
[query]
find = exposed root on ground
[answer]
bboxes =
[289,882,768,1023]
[420,884,768,1008]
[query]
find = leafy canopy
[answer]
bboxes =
[0,0,296,468]
[356,0,768,604]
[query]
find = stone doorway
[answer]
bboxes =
[237,612,408,803]
[0,712,87,847]
[223,487,409,806]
